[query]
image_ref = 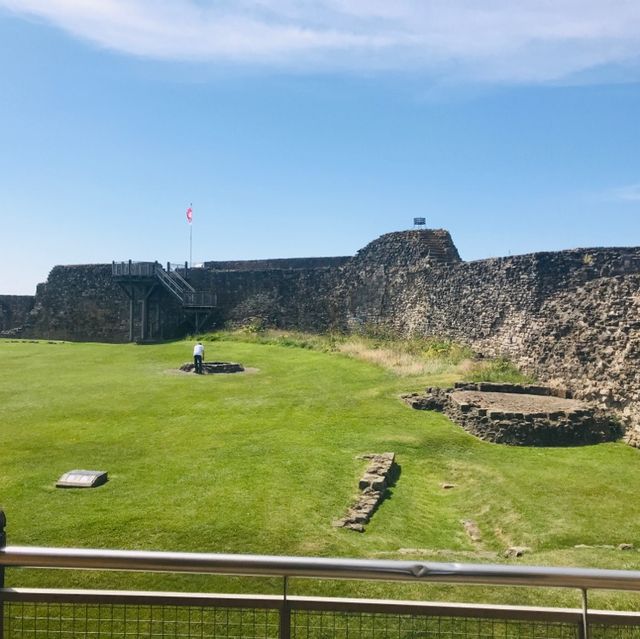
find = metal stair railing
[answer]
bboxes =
[154,265,215,308]
[153,264,186,303]
[183,291,217,308]
[169,269,196,293]
[112,261,157,278]
[112,262,214,309]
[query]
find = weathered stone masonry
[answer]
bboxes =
[0,295,34,335]
[404,383,622,446]
[332,237,640,442]
[5,228,640,444]
[5,260,348,341]
[12,265,186,342]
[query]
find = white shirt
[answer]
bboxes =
[193,343,204,357]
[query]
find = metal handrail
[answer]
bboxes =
[112,261,157,277]
[183,291,216,307]
[112,261,215,310]
[3,546,640,592]
[152,264,186,303]
[169,269,196,293]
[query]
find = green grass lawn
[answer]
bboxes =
[1,337,640,610]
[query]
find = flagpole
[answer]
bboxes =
[189,202,193,268]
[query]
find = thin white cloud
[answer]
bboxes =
[1,0,640,82]
[610,184,640,202]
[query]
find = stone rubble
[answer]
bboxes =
[461,519,482,542]
[504,546,531,558]
[574,543,634,551]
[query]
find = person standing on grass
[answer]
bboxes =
[193,341,204,374]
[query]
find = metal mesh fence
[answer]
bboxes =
[3,602,279,639]
[290,611,580,639]
[7,601,640,639]
[591,627,640,639]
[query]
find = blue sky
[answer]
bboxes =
[1,1,639,295]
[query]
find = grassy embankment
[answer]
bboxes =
[1,333,639,610]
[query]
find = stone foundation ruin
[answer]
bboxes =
[333,453,398,532]
[404,382,623,446]
[180,362,245,374]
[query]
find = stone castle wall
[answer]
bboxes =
[328,236,640,441]
[203,256,351,271]
[0,295,35,335]
[23,264,186,342]
[6,228,640,441]
[188,267,339,331]
[13,263,340,342]
[334,243,640,338]
[25,265,130,342]
[509,274,640,441]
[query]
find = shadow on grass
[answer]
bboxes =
[369,462,402,523]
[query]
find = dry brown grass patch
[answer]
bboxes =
[337,341,474,377]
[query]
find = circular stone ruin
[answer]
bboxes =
[180,361,244,374]
[404,382,623,446]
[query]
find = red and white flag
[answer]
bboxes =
[186,205,193,224]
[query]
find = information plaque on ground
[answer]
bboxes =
[56,470,108,488]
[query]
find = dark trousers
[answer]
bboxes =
[194,355,203,374]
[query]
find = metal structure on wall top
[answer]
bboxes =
[413,217,426,228]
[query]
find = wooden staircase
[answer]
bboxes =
[112,261,216,341]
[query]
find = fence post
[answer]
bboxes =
[0,510,6,639]
[129,294,135,343]
[279,576,291,639]
[579,588,589,639]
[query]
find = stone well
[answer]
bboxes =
[405,382,623,446]
[180,361,244,374]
